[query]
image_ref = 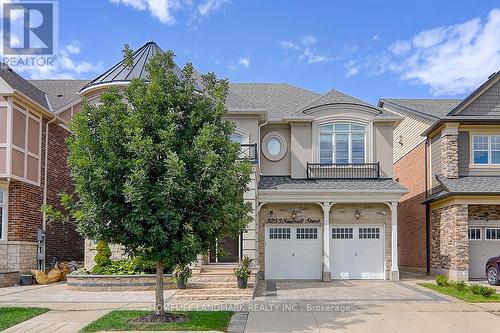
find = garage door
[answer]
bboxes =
[330,225,385,279]
[469,227,500,279]
[265,225,321,279]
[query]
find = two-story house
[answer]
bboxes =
[2,41,408,283]
[0,65,84,279]
[380,71,500,281]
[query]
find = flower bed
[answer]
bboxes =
[66,274,174,292]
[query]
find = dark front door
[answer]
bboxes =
[210,236,239,263]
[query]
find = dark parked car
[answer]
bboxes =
[486,256,500,285]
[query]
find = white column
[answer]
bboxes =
[390,201,399,281]
[322,202,332,281]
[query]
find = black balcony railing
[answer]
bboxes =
[239,143,258,163]
[307,162,380,179]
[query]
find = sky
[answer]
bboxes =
[2,0,500,104]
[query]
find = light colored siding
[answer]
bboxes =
[459,79,500,116]
[430,132,441,188]
[459,130,500,176]
[381,104,432,163]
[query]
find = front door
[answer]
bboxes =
[210,236,240,263]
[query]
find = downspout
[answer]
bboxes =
[257,120,268,174]
[424,138,430,275]
[42,117,56,271]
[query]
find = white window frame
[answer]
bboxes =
[471,134,500,166]
[359,227,381,239]
[331,227,353,240]
[0,187,7,241]
[485,228,500,241]
[296,227,318,240]
[269,227,291,240]
[318,123,366,164]
[468,228,482,240]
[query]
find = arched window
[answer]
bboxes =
[319,123,366,164]
[230,133,244,144]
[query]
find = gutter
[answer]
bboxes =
[424,138,430,275]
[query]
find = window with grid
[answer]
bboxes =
[473,135,500,165]
[332,227,353,239]
[359,227,380,239]
[296,227,318,239]
[468,228,481,240]
[0,190,4,240]
[269,227,291,239]
[319,123,366,164]
[486,228,500,240]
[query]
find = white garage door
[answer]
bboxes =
[469,227,500,279]
[330,225,385,279]
[265,225,321,279]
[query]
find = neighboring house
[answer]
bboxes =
[380,71,500,281]
[75,42,407,281]
[0,65,85,275]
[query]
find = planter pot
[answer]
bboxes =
[19,275,33,286]
[175,277,187,289]
[237,277,248,289]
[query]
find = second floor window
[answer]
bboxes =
[319,123,366,164]
[472,135,500,165]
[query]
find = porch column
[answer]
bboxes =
[321,202,333,281]
[390,201,399,281]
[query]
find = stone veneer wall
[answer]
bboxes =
[84,239,127,270]
[440,134,459,179]
[0,241,37,273]
[431,204,468,279]
[257,203,323,274]
[330,203,392,276]
[468,205,500,220]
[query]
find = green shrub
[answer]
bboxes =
[449,280,467,291]
[469,284,497,298]
[93,241,112,271]
[435,275,449,287]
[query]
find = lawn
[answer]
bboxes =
[419,283,500,303]
[80,310,233,332]
[0,307,50,331]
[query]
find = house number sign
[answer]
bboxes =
[267,218,320,224]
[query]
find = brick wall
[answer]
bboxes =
[468,205,500,220]
[393,142,426,270]
[45,122,83,265]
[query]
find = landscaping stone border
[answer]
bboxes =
[66,274,175,291]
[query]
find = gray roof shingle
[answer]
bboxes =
[0,64,50,109]
[437,176,500,194]
[228,83,320,118]
[258,176,407,192]
[381,99,462,119]
[29,79,89,111]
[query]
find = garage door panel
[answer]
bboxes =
[469,241,500,279]
[265,225,321,280]
[330,225,385,280]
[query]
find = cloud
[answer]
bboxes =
[279,41,300,50]
[372,34,380,41]
[301,35,317,46]
[300,48,328,64]
[238,57,250,68]
[196,0,229,18]
[13,42,103,79]
[66,42,81,55]
[109,0,182,25]
[388,40,411,55]
[345,60,361,77]
[279,36,329,64]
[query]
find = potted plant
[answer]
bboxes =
[234,256,253,289]
[172,264,192,289]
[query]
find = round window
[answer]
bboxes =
[262,131,287,161]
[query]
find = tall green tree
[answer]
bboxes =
[64,49,252,314]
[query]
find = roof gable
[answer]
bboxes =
[454,75,500,117]
[0,64,50,110]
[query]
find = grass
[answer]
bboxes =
[0,307,50,331]
[419,283,500,303]
[80,310,233,332]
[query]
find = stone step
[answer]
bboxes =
[176,287,254,295]
[187,281,255,289]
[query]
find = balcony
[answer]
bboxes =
[307,162,381,180]
[239,143,258,163]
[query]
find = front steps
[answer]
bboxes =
[172,264,256,301]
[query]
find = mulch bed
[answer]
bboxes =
[128,312,186,324]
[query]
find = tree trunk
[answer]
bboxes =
[155,261,165,315]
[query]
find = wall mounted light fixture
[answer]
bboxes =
[355,209,361,220]
[292,210,297,220]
